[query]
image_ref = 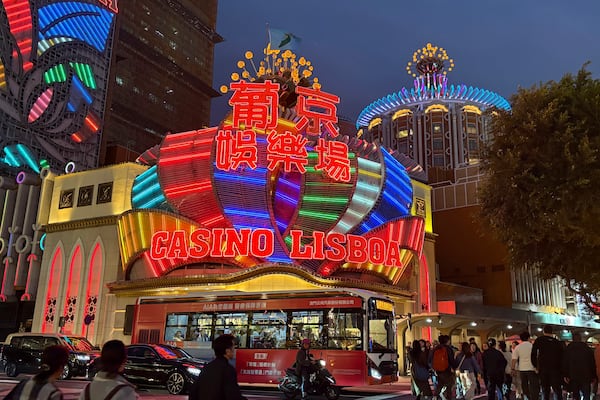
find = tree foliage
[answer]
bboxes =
[479,67,600,308]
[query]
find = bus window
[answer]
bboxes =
[249,311,287,349]
[367,298,396,353]
[165,314,189,342]
[290,311,324,347]
[327,310,363,350]
[214,312,249,348]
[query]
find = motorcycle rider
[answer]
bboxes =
[296,338,314,399]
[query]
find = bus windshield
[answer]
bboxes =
[368,298,396,353]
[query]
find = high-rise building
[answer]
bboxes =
[357,43,599,342]
[101,0,222,164]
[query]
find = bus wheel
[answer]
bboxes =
[325,385,340,400]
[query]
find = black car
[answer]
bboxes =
[88,344,206,395]
[2,333,99,379]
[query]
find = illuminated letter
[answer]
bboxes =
[368,237,386,264]
[167,230,188,259]
[289,230,312,259]
[347,235,368,263]
[223,228,251,257]
[150,231,169,259]
[312,231,325,259]
[189,229,211,258]
[210,228,225,257]
[251,229,274,258]
[324,233,346,261]
[385,242,402,267]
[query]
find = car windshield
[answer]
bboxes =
[154,345,191,359]
[65,336,95,352]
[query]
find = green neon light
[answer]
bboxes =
[44,64,67,84]
[303,195,348,204]
[307,152,356,159]
[70,63,97,89]
[298,210,339,221]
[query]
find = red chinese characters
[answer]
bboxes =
[229,80,280,130]
[266,130,308,173]
[295,87,340,137]
[315,139,351,182]
[215,129,258,170]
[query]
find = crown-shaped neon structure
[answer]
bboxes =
[405,42,454,78]
[220,47,321,94]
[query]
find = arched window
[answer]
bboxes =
[41,245,63,333]
[62,243,83,334]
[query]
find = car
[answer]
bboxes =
[88,343,207,395]
[2,333,99,379]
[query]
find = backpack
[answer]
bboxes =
[432,346,449,371]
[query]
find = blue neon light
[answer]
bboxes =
[131,166,170,210]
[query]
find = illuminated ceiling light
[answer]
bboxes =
[537,327,543,332]
[584,331,590,335]
[438,318,442,324]
[562,329,569,334]
[507,324,513,329]
[470,321,477,327]
[425,318,432,323]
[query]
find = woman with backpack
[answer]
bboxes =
[455,342,482,400]
[410,340,433,400]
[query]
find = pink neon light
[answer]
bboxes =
[4,1,33,72]
[42,247,63,333]
[28,88,53,122]
[63,245,82,334]
[85,243,103,339]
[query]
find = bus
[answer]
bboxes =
[131,289,398,386]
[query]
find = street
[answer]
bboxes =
[0,375,410,400]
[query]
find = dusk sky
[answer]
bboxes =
[210,0,600,127]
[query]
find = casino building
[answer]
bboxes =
[357,43,600,343]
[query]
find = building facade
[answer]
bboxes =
[357,43,600,343]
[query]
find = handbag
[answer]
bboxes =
[455,355,466,376]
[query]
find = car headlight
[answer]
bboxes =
[76,354,91,361]
[187,367,201,376]
[370,367,382,380]
[319,360,326,367]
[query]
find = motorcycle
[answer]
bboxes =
[278,359,340,400]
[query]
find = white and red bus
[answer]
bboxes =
[131,289,398,386]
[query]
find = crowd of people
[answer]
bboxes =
[409,326,599,400]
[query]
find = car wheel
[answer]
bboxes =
[59,363,71,380]
[5,362,17,377]
[166,371,186,395]
[324,385,340,400]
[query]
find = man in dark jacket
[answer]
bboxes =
[482,338,507,400]
[296,338,314,399]
[189,334,247,400]
[563,332,596,400]
[532,325,564,400]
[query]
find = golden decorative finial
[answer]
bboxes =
[406,42,454,78]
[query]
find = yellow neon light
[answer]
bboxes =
[376,299,393,312]
[462,105,482,115]
[392,109,412,121]
[368,118,382,131]
[425,104,448,113]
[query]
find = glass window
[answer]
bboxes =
[433,154,445,167]
[326,310,362,350]
[214,313,249,348]
[433,138,443,151]
[190,313,213,342]
[468,139,478,151]
[165,314,188,342]
[466,123,477,134]
[249,312,287,349]
[367,299,396,353]
[290,311,324,348]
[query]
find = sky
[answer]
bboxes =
[210,0,600,127]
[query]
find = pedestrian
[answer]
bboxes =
[430,334,458,400]
[4,345,69,400]
[512,331,540,400]
[189,334,247,400]
[532,325,564,400]
[483,338,507,400]
[294,338,314,399]
[80,340,138,400]
[471,342,485,395]
[499,341,513,400]
[563,333,595,400]
[410,340,433,400]
[455,342,482,400]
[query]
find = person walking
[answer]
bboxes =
[512,331,540,400]
[471,342,485,395]
[5,345,69,400]
[189,334,247,400]
[455,342,482,400]
[410,340,433,400]
[532,326,564,400]
[431,334,458,400]
[80,340,138,400]
[499,341,513,400]
[563,333,596,400]
[483,338,508,400]
[295,338,314,399]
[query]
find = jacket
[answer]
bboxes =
[482,348,507,380]
[189,356,247,400]
[5,378,62,400]
[531,335,564,371]
[79,372,138,400]
[455,352,480,374]
[563,341,596,382]
[295,347,313,375]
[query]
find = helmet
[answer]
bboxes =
[302,338,310,345]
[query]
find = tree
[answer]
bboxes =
[479,67,600,312]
